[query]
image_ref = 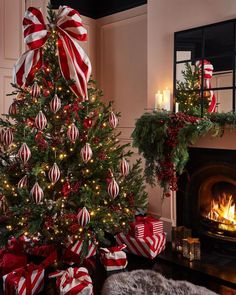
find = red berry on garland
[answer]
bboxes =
[77,207,90,227]
[80,143,92,163]
[107,172,119,199]
[67,123,79,143]
[83,117,92,129]
[35,111,47,130]
[8,102,18,115]
[17,175,28,188]
[30,82,40,98]
[120,157,129,177]
[18,143,31,164]
[30,182,44,204]
[109,111,118,129]
[3,129,13,146]
[48,163,60,184]
[50,94,61,113]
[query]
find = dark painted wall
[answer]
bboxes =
[50,0,147,19]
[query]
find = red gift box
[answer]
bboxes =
[100,244,127,271]
[49,267,93,295]
[129,216,163,238]
[68,239,96,259]
[3,264,44,295]
[0,249,27,277]
[115,232,166,259]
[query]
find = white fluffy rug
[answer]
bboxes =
[102,269,218,295]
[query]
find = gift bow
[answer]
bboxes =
[13,6,92,100]
[100,244,126,253]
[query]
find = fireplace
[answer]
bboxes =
[177,148,236,252]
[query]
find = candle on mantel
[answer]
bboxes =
[163,88,171,111]
[175,102,179,113]
[155,91,163,110]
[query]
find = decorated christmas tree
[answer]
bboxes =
[0,5,147,262]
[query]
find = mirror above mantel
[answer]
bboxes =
[174,19,236,116]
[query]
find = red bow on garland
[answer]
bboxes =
[13,6,92,100]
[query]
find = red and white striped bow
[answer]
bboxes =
[196,60,216,113]
[13,6,92,100]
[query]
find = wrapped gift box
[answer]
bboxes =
[129,216,163,239]
[0,250,27,277]
[100,244,127,271]
[69,239,96,259]
[49,267,93,295]
[115,232,166,259]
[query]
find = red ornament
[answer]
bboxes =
[18,142,31,164]
[50,94,61,113]
[48,163,60,184]
[93,137,100,144]
[3,129,13,146]
[120,158,129,177]
[0,195,8,214]
[62,181,71,197]
[8,102,18,115]
[109,111,118,129]
[30,182,44,204]
[30,82,40,98]
[35,110,47,130]
[17,175,28,189]
[108,177,119,199]
[99,151,107,161]
[77,207,90,227]
[80,143,92,163]
[83,117,92,129]
[67,123,79,143]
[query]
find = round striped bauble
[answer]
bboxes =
[77,207,90,227]
[80,143,92,163]
[48,163,60,184]
[30,82,40,98]
[0,195,7,213]
[120,158,130,177]
[17,175,28,188]
[50,94,61,113]
[35,111,47,130]
[30,182,44,204]
[3,129,13,146]
[18,143,31,164]
[67,123,79,143]
[0,128,5,142]
[8,102,18,115]
[108,177,119,199]
[109,111,118,129]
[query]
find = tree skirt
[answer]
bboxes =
[102,270,218,295]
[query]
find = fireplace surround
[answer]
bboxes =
[177,147,236,253]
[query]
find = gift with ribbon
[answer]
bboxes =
[100,244,127,271]
[66,239,97,262]
[129,216,163,239]
[13,6,92,100]
[49,267,93,295]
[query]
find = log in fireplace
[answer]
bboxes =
[177,147,236,253]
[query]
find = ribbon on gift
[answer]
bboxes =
[49,267,93,295]
[130,216,161,238]
[13,6,92,100]
[100,244,126,254]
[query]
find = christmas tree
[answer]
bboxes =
[0,6,147,260]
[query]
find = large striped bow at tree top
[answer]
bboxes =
[13,6,92,100]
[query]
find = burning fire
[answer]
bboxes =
[206,193,236,232]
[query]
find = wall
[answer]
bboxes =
[147,0,236,236]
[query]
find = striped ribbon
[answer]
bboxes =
[13,6,92,100]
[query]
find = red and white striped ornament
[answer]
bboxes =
[48,163,60,184]
[3,129,13,146]
[0,195,8,213]
[120,158,130,177]
[8,102,18,115]
[30,182,44,204]
[108,177,119,199]
[30,82,41,98]
[35,110,47,130]
[0,128,5,142]
[18,142,31,164]
[80,143,92,163]
[50,94,61,113]
[109,112,118,129]
[77,207,90,227]
[17,175,28,188]
[67,123,79,143]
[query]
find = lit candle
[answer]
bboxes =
[163,88,171,111]
[175,102,179,113]
[155,91,163,110]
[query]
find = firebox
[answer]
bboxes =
[177,148,236,252]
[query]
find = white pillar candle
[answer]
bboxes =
[175,102,179,113]
[155,91,163,110]
[163,88,171,111]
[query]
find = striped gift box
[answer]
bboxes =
[100,245,127,271]
[115,232,166,259]
[151,220,163,235]
[69,240,96,259]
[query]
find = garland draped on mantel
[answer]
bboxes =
[132,111,236,197]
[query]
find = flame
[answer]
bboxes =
[206,193,236,232]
